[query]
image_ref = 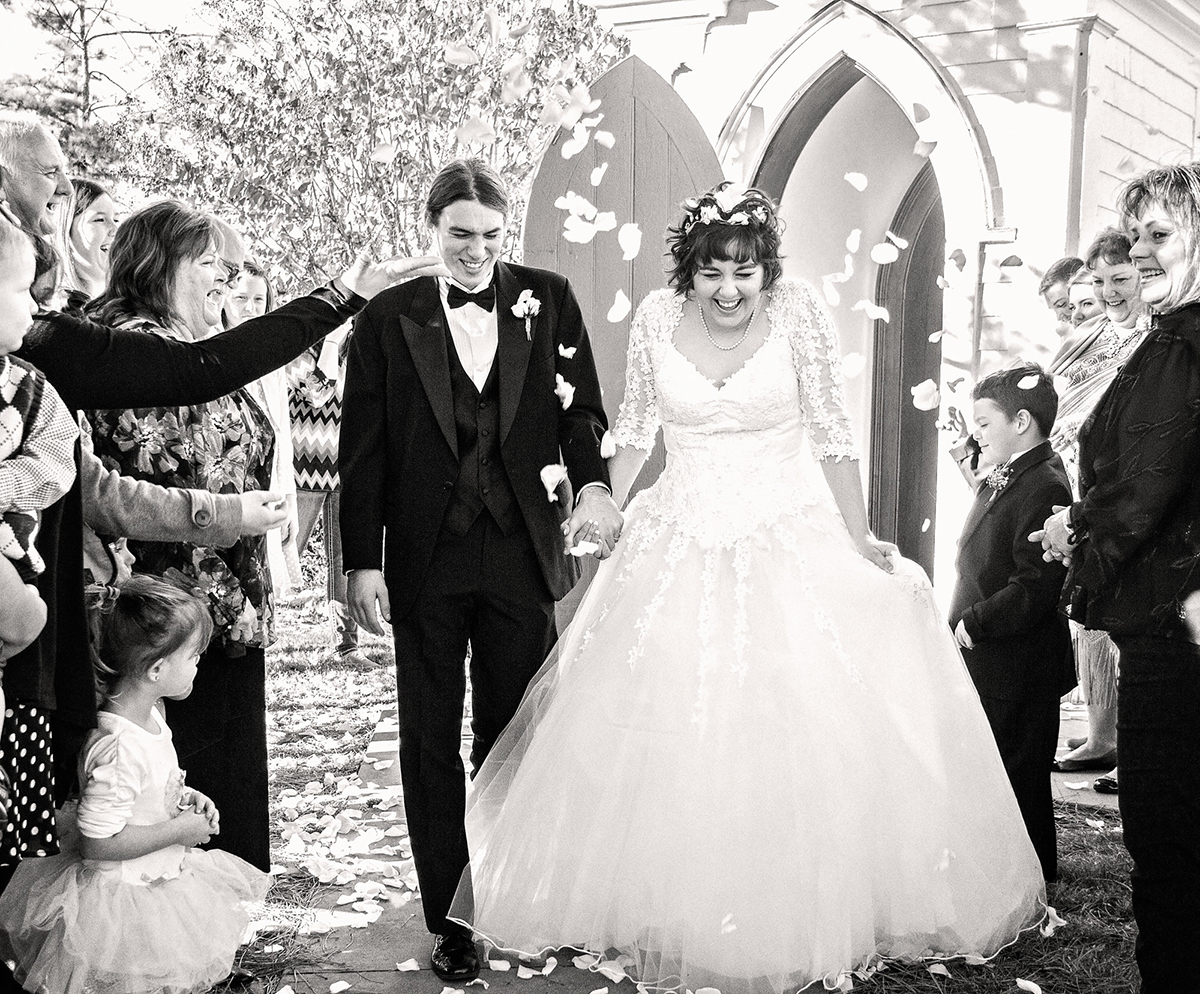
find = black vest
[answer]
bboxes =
[443,324,520,536]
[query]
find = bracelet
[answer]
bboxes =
[1065,507,1087,546]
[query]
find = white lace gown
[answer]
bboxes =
[450,280,1046,993]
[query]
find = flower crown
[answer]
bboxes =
[680,184,776,236]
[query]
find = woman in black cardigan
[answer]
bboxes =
[3,246,445,885]
[1036,164,1200,994]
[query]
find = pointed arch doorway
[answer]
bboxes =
[749,66,945,579]
[522,55,726,626]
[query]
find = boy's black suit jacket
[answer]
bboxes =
[338,261,611,617]
[949,440,1075,701]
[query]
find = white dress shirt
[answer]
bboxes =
[439,274,498,392]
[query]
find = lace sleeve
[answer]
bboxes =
[784,280,860,462]
[611,290,667,452]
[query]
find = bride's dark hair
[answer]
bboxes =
[666,182,783,294]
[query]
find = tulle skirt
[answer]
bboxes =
[450,489,1046,993]
[0,846,270,994]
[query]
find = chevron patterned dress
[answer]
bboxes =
[288,344,340,492]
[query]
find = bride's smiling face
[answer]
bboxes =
[692,257,765,330]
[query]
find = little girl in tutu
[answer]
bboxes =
[0,575,270,994]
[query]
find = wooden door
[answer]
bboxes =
[522,55,725,624]
[870,162,945,579]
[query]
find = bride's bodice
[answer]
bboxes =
[612,280,859,547]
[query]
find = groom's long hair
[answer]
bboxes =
[425,159,510,228]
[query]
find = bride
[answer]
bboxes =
[449,184,1046,992]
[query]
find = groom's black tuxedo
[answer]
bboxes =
[949,439,1073,880]
[340,261,610,611]
[339,261,611,935]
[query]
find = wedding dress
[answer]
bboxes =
[450,279,1046,993]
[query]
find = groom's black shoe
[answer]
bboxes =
[431,930,480,982]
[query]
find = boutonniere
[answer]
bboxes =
[984,464,1012,501]
[511,289,541,341]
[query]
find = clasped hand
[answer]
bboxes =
[174,789,219,846]
[562,488,624,560]
[1028,505,1074,565]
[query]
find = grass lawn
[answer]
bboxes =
[246,548,1138,993]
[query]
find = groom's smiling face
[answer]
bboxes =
[433,199,505,289]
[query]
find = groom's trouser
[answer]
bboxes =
[391,511,557,935]
[1111,635,1200,994]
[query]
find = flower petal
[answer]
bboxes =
[852,299,890,322]
[558,344,577,358]
[555,373,575,410]
[590,163,609,186]
[618,223,642,260]
[870,242,900,264]
[910,378,940,410]
[600,430,616,459]
[540,463,569,501]
[607,289,631,322]
[845,228,861,253]
[561,123,590,159]
[443,42,480,66]
[369,143,397,164]
[844,171,868,191]
[1016,981,1043,994]
[562,215,598,243]
[456,115,496,147]
[594,130,615,149]
[841,352,866,378]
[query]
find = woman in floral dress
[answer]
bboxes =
[84,201,278,870]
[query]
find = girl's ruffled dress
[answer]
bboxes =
[0,708,269,994]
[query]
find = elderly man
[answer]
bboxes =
[0,113,71,236]
[0,116,446,984]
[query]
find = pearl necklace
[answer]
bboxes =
[697,296,759,351]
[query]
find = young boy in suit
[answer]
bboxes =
[949,362,1076,882]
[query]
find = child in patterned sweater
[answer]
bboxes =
[0,206,78,820]
[0,213,77,588]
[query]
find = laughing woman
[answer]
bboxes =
[83,202,278,870]
[1047,227,1150,792]
[1036,164,1200,994]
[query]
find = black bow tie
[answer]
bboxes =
[446,283,496,312]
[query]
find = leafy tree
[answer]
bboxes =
[114,0,627,291]
[0,0,178,177]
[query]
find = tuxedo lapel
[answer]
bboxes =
[958,441,1056,547]
[494,262,535,445]
[959,484,994,547]
[402,277,458,458]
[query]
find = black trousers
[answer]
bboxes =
[1111,634,1200,994]
[977,691,1061,882]
[165,647,270,872]
[391,512,556,935]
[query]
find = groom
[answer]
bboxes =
[340,159,622,981]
